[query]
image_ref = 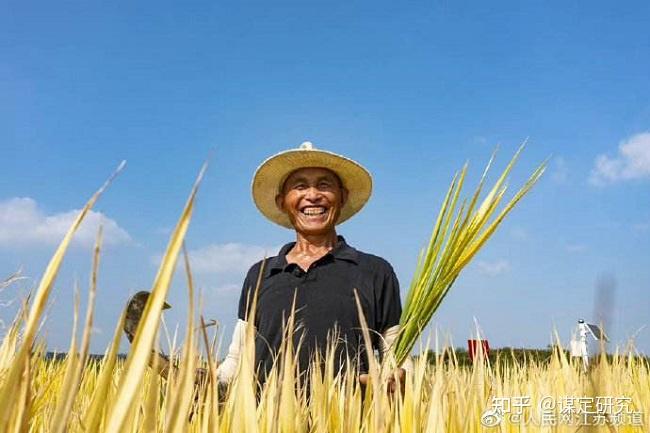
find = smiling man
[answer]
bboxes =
[217,142,406,388]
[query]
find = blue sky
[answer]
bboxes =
[1,1,649,355]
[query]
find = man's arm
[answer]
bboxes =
[216,261,262,383]
[380,324,414,373]
[368,261,412,394]
[215,319,247,383]
[375,260,412,371]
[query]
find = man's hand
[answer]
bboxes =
[359,367,406,395]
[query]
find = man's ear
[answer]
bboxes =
[275,194,285,212]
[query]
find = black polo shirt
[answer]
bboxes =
[238,236,401,379]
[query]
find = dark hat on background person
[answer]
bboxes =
[124,291,171,343]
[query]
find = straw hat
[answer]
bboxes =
[252,141,373,229]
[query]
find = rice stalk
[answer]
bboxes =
[51,226,102,433]
[198,315,220,432]
[164,245,198,432]
[81,308,126,431]
[104,162,207,432]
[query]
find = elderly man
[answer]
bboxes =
[217,142,406,388]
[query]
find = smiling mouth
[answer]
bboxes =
[300,206,328,216]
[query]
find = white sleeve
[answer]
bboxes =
[216,319,248,383]
[380,324,414,373]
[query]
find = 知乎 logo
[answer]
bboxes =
[481,406,505,427]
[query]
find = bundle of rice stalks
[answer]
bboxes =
[394,145,547,365]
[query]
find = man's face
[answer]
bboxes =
[276,167,348,236]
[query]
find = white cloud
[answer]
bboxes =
[210,283,240,295]
[565,243,587,253]
[589,132,650,185]
[632,222,650,233]
[0,197,131,248]
[551,156,569,184]
[476,259,510,277]
[510,226,529,241]
[152,243,280,275]
[472,136,488,146]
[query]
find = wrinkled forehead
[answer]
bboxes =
[280,167,343,191]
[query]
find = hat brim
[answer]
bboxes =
[252,148,372,229]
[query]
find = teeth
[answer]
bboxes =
[302,207,327,216]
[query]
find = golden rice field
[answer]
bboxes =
[4,331,650,432]
[1,152,648,432]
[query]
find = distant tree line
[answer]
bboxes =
[417,346,650,367]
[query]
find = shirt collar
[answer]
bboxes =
[267,235,359,274]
